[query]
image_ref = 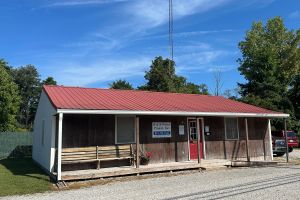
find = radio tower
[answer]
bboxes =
[168,0,174,61]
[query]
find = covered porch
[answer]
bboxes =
[52,110,283,182]
[54,113,195,181]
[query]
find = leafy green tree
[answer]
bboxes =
[198,84,209,95]
[42,76,57,85]
[288,75,300,131]
[110,79,133,90]
[11,65,41,128]
[0,59,12,72]
[0,63,20,131]
[238,17,300,131]
[139,56,209,94]
[140,56,176,92]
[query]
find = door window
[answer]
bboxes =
[189,121,197,141]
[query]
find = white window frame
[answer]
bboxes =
[224,117,239,140]
[115,115,136,144]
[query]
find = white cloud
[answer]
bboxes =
[133,29,235,41]
[175,43,212,53]
[173,29,235,37]
[175,50,238,74]
[52,57,150,86]
[207,65,236,72]
[44,0,128,7]
[176,51,226,65]
[63,33,119,51]
[129,0,232,28]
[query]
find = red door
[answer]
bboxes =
[189,118,203,160]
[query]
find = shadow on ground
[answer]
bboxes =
[0,158,52,196]
[0,158,47,180]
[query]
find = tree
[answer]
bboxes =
[213,69,223,96]
[288,75,300,131]
[110,79,133,90]
[0,63,20,131]
[198,84,209,95]
[223,89,233,99]
[140,56,176,92]
[0,59,12,72]
[223,88,240,100]
[11,65,41,128]
[42,77,57,85]
[139,56,209,94]
[238,17,300,131]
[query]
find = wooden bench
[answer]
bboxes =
[61,145,135,169]
[97,145,134,169]
[61,146,98,164]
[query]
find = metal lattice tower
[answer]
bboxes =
[169,0,174,61]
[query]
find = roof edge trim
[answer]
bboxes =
[42,87,58,109]
[57,109,289,118]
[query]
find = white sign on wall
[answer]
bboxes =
[205,126,210,132]
[152,122,171,138]
[179,125,185,135]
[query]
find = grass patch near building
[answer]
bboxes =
[0,158,52,197]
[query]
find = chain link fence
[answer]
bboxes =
[0,132,33,159]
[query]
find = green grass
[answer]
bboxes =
[0,158,52,197]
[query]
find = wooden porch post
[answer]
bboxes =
[57,113,63,181]
[268,119,273,160]
[245,118,250,162]
[284,119,289,163]
[136,117,140,168]
[197,118,201,164]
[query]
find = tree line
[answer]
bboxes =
[0,60,56,131]
[0,17,299,133]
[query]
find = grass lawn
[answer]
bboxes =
[0,158,52,197]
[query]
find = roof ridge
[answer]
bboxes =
[43,85,212,97]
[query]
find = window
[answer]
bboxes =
[41,120,45,146]
[225,118,239,140]
[116,116,135,144]
[189,121,197,140]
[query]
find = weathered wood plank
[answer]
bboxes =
[61,163,203,181]
[62,159,98,164]
[245,118,250,162]
[99,146,131,151]
[63,147,96,152]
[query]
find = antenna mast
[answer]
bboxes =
[169,0,174,61]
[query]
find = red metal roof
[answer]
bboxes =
[43,85,283,115]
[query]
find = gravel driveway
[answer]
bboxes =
[2,163,300,200]
[289,149,300,159]
[274,148,300,162]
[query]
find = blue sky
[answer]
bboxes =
[1,0,300,93]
